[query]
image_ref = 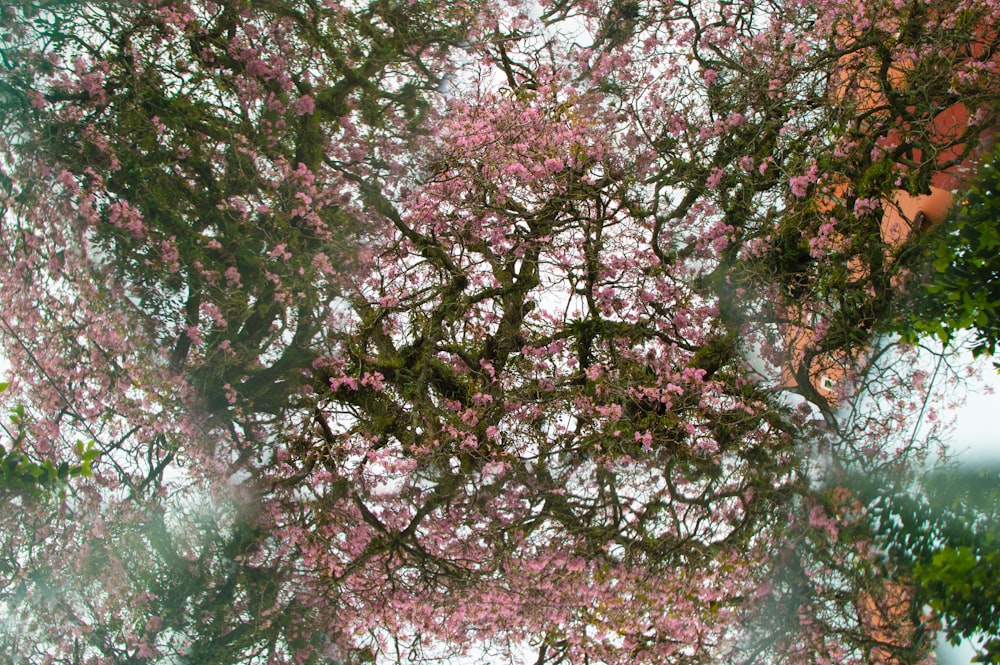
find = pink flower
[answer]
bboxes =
[504,162,531,179]
[292,94,315,115]
[789,165,818,197]
[145,616,163,633]
[269,244,292,260]
[159,237,181,271]
[543,157,564,173]
[245,58,270,77]
[706,167,725,190]
[635,430,654,451]
[224,266,242,287]
[361,371,384,391]
[135,641,158,659]
[789,176,808,197]
[808,505,839,540]
[853,197,878,216]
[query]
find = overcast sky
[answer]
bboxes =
[948,364,1000,464]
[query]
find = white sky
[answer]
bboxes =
[947,363,1000,464]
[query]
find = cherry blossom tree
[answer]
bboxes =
[0,0,998,663]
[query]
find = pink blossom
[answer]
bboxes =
[808,505,839,540]
[361,371,385,391]
[292,94,315,115]
[789,165,819,197]
[135,641,158,659]
[853,197,878,216]
[245,59,270,77]
[503,162,531,179]
[635,430,654,451]
[269,244,292,260]
[224,266,242,287]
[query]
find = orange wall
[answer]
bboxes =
[782,28,998,398]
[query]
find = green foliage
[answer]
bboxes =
[865,466,1000,662]
[918,544,1000,662]
[897,144,1000,364]
[915,467,1000,663]
[0,382,98,498]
